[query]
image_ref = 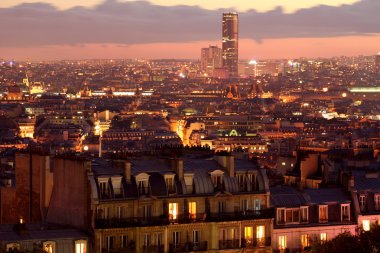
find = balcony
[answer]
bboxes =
[101,248,135,253]
[95,217,169,229]
[219,239,240,250]
[241,237,271,248]
[142,245,165,253]
[208,209,274,222]
[95,209,273,229]
[169,241,208,252]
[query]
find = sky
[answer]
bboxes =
[0,0,379,60]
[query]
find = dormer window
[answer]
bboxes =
[359,195,367,212]
[210,170,224,190]
[375,194,380,211]
[135,173,150,196]
[341,204,350,221]
[236,173,246,191]
[164,174,176,194]
[300,206,308,223]
[98,177,110,199]
[319,205,328,223]
[111,176,123,198]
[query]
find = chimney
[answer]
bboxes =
[348,175,355,189]
[176,159,184,180]
[226,155,235,177]
[124,160,131,183]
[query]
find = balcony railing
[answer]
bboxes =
[241,237,271,248]
[142,245,165,253]
[95,209,274,229]
[169,241,208,252]
[101,248,135,253]
[219,239,240,250]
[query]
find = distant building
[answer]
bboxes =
[222,13,239,77]
[200,45,222,75]
[375,53,380,73]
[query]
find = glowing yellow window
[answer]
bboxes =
[363,220,370,231]
[244,227,253,245]
[301,234,310,248]
[278,235,287,250]
[320,233,327,242]
[256,226,265,246]
[189,202,196,219]
[75,240,87,253]
[169,203,178,220]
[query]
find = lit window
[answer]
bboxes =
[75,240,87,253]
[278,235,287,250]
[43,241,56,253]
[244,227,253,245]
[169,203,178,221]
[189,202,197,220]
[301,234,310,248]
[320,233,327,242]
[256,226,265,246]
[319,205,328,223]
[363,220,370,231]
[6,243,20,251]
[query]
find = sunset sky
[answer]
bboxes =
[1,0,379,60]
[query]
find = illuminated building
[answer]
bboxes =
[200,45,222,75]
[222,13,238,77]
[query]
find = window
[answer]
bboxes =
[138,180,149,195]
[256,226,265,246]
[43,241,55,253]
[375,194,380,211]
[169,203,178,221]
[117,206,126,219]
[341,204,350,221]
[120,235,128,249]
[277,208,285,224]
[106,236,114,250]
[300,207,308,222]
[241,199,249,212]
[144,234,151,247]
[6,243,20,251]
[218,201,225,214]
[193,230,200,246]
[189,201,197,220]
[237,174,245,190]
[285,208,300,223]
[254,199,261,212]
[154,233,163,246]
[165,176,175,194]
[359,195,366,212]
[219,229,227,241]
[99,181,109,198]
[172,231,180,248]
[319,205,328,223]
[212,175,223,189]
[320,233,327,242]
[244,227,253,245]
[142,205,152,220]
[75,240,87,253]
[278,235,287,250]
[363,220,370,231]
[301,234,310,248]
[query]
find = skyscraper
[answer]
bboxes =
[201,45,222,75]
[222,12,238,77]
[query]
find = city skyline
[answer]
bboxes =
[1,0,380,60]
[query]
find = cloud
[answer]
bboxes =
[0,0,379,47]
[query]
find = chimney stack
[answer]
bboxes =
[124,160,131,183]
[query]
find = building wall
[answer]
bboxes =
[47,158,91,229]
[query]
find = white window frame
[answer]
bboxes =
[341,204,350,221]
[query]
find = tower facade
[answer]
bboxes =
[222,13,238,77]
[201,45,222,75]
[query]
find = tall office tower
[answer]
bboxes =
[201,45,222,75]
[375,53,380,73]
[222,12,239,77]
